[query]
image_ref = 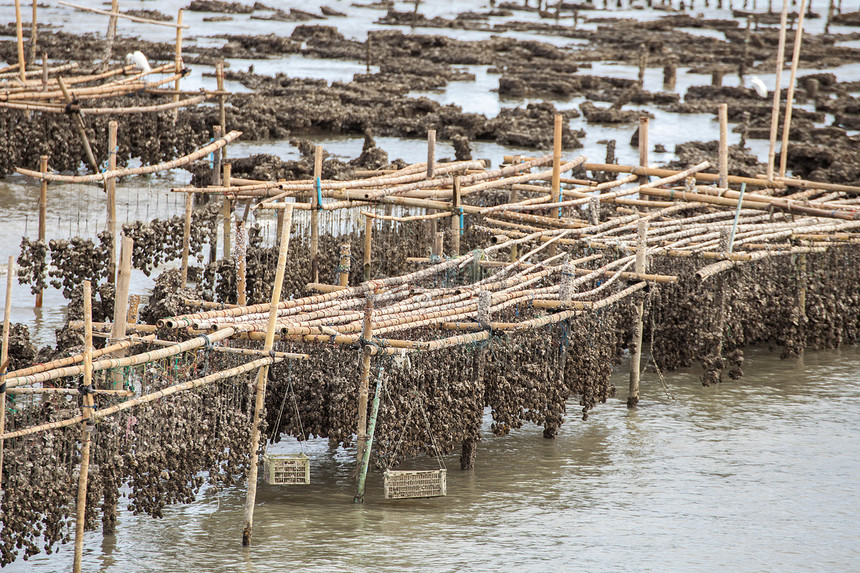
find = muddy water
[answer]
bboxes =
[4,345,859,572]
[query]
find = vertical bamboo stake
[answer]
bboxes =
[72,280,95,573]
[509,187,519,262]
[718,104,729,189]
[15,0,25,81]
[363,214,373,281]
[216,61,226,146]
[338,243,351,287]
[551,114,563,216]
[427,130,437,241]
[173,9,184,122]
[778,0,808,177]
[242,203,293,547]
[638,115,649,186]
[767,0,789,181]
[426,129,436,179]
[102,0,118,67]
[0,257,14,493]
[354,358,381,503]
[28,0,37,66]
[180,192,192,288]
[106,121,117,284]
[451,175,462,256]
[311,146,322,284]
[236,219,247,305]
[212,125,222,186]
[627,221,648,408]
[222,163,232,261]
[432,231,444,257]
[57,77,99,174]
[109,236,132,389]
[36,155,47,307]
[355,295,374,469]
[41,52,47,90]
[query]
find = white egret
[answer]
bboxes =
[125,50,152,73]
[750,76,768,98]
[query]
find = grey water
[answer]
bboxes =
[2,1,860,570]
[7,346,860,572]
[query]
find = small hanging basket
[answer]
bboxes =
[383,469,447,499]
[262,453,310,485]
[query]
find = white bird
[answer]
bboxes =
[125,50,152,73]
[749,76,768,98]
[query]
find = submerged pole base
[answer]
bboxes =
[242,527,251,547]
[353,494,365,504]
[626,396,639,408]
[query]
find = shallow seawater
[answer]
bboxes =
[6,345,860,572]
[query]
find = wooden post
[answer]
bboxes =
[338,243,351,287]
[212,125,222,186]
[0,257,14,493]
[173,9,184,122]
[41,52,47,90]
[242,204,294,547]
[57,77,99,174]
[767,0,789,181]
[311,145,322,283]
[637,46,647,88]
[28,0,37,66]
[355,294,374,469]
[779,0,808,177]
[663,56,677,90]
[363,214,373,281]
[217,61,226,146]
[451,175,462,256]
[222,163,232,260]
[109,236,133,389]
[718,103,729,189]
[627,221,648,408]
[107,121,118,284]
[15,0,25,81]
[72,280,95,573]
[638,115,649,186]
[180,192,192,288]
[101,0,119,67]
[36,155,47,307]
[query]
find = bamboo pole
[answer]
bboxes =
[15,0,25,82]
[311,146,322,283]
[57,77,99,174]
[109,236,133,388]
[354,356,382,503]
[103,0,118,67]
[173,9,184,122]
[236,218,247,305]
[242,204,293,547]
[451,175,462,256]
[363,214,373,281]
[355,295,374,470]
[551,114,563,220]
[107,121,118,283]
[28,0,37,68]
[216,61,226,144]
[72,281,95,573]
[35,155,47,307]
[778,0,808,177]
[338,243,351,287]
[0,257,13,493]
[181,193,192,288]
[767,0,789,181]
[426,129,436,179]
[719,104,729,189]
[628,222,648,408]
[17,132,242,183]
[222,163,232,261]
[57,1,190,27]
[638,116,649,186]
[581,162,779,189]
[212,125,222,187]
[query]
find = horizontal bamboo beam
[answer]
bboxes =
[58,1,190,28]
[16,131,241,183]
